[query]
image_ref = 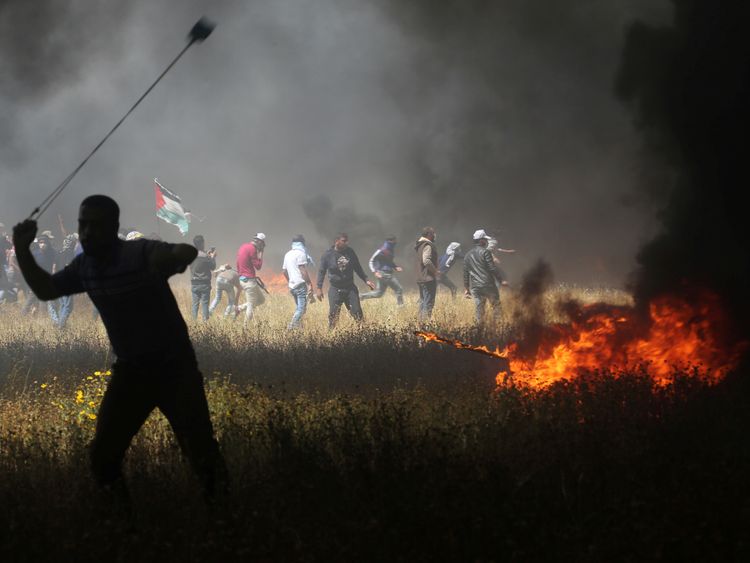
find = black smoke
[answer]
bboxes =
[1,1,666,285]
[616,0,750,336]
[0,0,133,161]
[302,194,385,245]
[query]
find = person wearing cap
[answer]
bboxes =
[189,235,216,321]
[437,242,463,298]
[316,232,375,328]
[236,233,266,324]
[209,264,241,317]
[361,236,405,306]
[282,234,314,329]
[463,229,505,325]
[414,227,440,322]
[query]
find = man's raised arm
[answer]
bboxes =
[13,220,62,301]
[149,242,198,276]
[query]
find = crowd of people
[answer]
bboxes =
[4,196,516,507]
[1,220,516,330]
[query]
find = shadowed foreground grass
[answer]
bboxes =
[0,287,748,561]
[1,371,748,562]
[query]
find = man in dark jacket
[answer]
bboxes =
[414,227,440,322]
[190,235,216,321]
[463,229,505,325]
[361,236,404,306]
[316,232,375,328]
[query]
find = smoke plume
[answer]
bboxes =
[616,0,750,335]
[1,0,667,285]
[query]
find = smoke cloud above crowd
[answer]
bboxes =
[1,0,672,284]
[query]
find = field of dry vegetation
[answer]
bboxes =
[1,284,747,562]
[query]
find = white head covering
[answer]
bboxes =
[446,242,462,255]
[472,229,491,241]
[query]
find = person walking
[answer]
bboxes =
[12,195,227,505]
[236,233,266,324]
[316,232,375,328]
[282,234,314,329]
[437,242,463,298]
[463,229,505,325]
[487,236,516,287]
[22,233,56,317]
[414,227,440,322]
[50,233,80,328]
[189,235,216,321]
[360,236,404,306]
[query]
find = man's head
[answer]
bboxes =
[421,227,436,242]
[334,232,349,251]
[253,232,266,250]
[193,235,205,251]
[292,234,306,245]
[78,195,120,258]
[37,235,50,251]
[472,229,491,247]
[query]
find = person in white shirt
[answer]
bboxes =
[282,234,314,329]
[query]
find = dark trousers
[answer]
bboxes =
[90,357,227,498]
[327,285,363,327]
[417,280,437,322]
[191,284,211,321]
[438,275,458,297]
[470,285,501,325]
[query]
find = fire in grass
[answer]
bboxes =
[416,289,747,390]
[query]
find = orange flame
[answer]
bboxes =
[417,290,747,390]
[259,271,291,293]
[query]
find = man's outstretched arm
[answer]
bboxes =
[149,243,198,275]
[13,220,62,301]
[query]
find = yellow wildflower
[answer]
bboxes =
[87,413,97,420]
[88,401,96,408]
[75,390,84,404]
[40,383,48,389]
[94,371,102,376]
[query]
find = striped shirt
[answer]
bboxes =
[51,239,193,364]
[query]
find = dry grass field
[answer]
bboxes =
[1,283,747,562]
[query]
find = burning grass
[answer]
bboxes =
[1,283,747,561]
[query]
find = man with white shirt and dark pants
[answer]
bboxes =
[282,234,314,329]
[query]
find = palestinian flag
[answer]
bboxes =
[154,178,189,235]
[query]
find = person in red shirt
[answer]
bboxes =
[236,233,266,323]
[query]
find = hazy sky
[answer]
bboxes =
[1,0,671,285]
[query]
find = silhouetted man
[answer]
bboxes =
[12,195,226,503]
